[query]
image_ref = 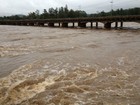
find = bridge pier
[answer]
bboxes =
[115,22,118,29]
[78,22,86,28]
[38,23,44,26]
[48,23,54,27]
[72,22,75,28]
[21,23,27,26]
[2,22,7,25]
[29,23,34,26]
[58,23,61,27]
[9,23,15,25]
[91,22,93,28]
[8,22,12,25]
[104,22,112,29]
[62,22,68,27]
[120,22,123,29]
[17,22,22,25]
[1,23,5,25]
[14,23,18,25]
[96,22,98,28]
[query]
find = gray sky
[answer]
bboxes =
[0,0,139,16]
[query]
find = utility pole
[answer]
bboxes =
[110,0,114,16]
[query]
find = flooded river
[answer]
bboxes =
[0,23,140,105]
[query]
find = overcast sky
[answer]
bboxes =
[0,0,139,16]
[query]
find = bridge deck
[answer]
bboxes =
[0,15,140,29]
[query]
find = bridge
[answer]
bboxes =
[0,15,140,29]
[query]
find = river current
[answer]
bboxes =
[0,22,140,105]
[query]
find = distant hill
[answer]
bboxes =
[89,7,140,17]
[15,14,26,18]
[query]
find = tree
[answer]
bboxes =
[64,5,69,18]
[48,8,56,18]
[58,7,64,18]
[1,6,140,20]
[35,10,40,19]
[68,9,75,18]
[28,12,36,19]
[40,9,49,19]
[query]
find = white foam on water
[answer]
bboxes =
[0,25,140,105]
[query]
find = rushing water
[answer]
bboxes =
[0,22,140,105]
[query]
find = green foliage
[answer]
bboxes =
[0,15,26,20]
[91,7,140,17]
[0,6,139,20]
[0,5,87,20]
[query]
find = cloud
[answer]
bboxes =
[0,0,139,16]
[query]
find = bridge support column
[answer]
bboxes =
[62,22,68,27]
[8,22,12,25]
[96,22,98,28]
[17,22,22,26]
[78,22,86,28]
[104,22,111,29]
[0,22,5,25]
[48,23,54,27]
[58,23,61,27]
[10,23,16,25]
[120,22,123,29]
[29,23,34,26]
[91,22,93,28]
[115,22,118,29]
[21,23,27,26]
[72,22,75,28]
[2,22,6,25]
[38,23,44,26]
[23,23,28,26]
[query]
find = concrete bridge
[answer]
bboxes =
[0,15,140,29]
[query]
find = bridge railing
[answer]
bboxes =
[0,15,140,24]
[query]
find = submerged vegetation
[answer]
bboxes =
[0,5,140,20]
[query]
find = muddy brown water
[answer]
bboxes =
[0,22,140,105]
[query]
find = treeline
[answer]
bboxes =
[0,6,140,20]
[90,7,140,17]
[0,5,87,20]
